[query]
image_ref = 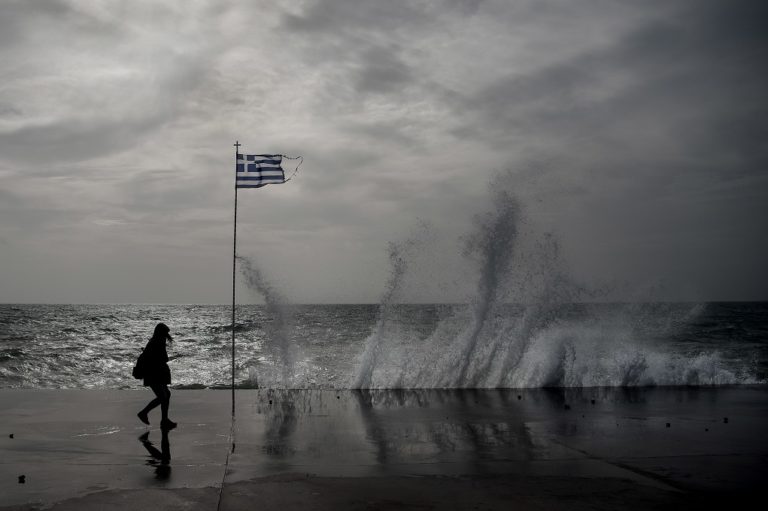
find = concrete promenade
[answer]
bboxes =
[1,387,767,510]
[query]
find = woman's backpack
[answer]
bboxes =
[132,349,147,379]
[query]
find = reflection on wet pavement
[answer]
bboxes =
[139,429,171,480]
[229,387,768,491]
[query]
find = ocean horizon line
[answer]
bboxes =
[2,300,767,306]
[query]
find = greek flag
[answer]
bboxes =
[236,154,285,188]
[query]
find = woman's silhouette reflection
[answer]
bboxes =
[138,429,171,480]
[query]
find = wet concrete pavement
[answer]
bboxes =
[227,387,768,491]
[2,387,767,509]
[0,389,230,507]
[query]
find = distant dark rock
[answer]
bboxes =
[18,475,25,484]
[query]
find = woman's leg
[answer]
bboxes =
[159,386,170,422]
[138,384,163,424]
[145,384,175,428]
[146,384,166,412]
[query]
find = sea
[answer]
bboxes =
[1,302,766,389]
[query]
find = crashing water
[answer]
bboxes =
[0,173,765,389]
[348,174,760,389]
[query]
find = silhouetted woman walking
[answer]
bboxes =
[137,323,177,430]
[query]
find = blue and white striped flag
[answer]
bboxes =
[236,154,285,188]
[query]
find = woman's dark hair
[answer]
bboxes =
[152,322,172,342]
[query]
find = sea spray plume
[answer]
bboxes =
[236,256,296,387]
[352,225,428,389]
[495,232,585,387]
[428,179,572,387]
[355,173,576,389]
[349,169,760,389]
[446,186,519,387]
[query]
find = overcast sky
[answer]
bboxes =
[1,0,766,304]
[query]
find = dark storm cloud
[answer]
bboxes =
[426,0,767,300]
[279,0,478,97]
[449,0,768,189]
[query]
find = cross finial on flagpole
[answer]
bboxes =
[234,140,241,152]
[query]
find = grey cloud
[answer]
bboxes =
[445,0,485,16]
[0,0,74,46]
[1,51,216,165]
[354,46,414,94]
[339,120,418,148]
[288,146,384,194]
[117,169,226,217]
[0,4,226,167]
[0,104,23,117]
[282,0,433,35]
[278,0,471,96]
[282,0,486,35]
[0,118,166,166]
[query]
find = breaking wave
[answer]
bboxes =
[349,172,760,389]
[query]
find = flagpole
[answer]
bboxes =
[231,140,240,418]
